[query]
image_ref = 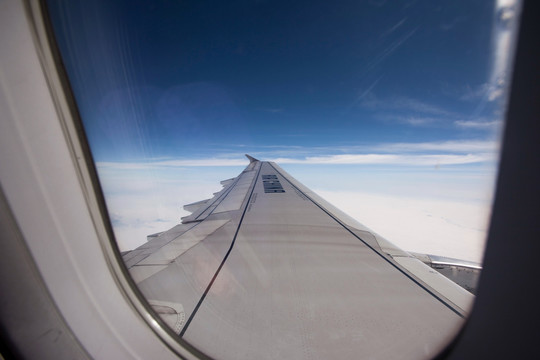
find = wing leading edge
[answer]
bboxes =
[122,155,473,360]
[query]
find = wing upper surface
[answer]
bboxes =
[122,157,473,360]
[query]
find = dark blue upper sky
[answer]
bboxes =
[47,0,504,162]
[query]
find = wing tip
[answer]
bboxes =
[245,154,259,163]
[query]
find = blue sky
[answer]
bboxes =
[48,0,509,161]
[46,0,519,259]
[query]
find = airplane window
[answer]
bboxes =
[44,0,520,358]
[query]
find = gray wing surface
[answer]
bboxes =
[122,156,473,360]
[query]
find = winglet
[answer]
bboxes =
[245,154,259,163]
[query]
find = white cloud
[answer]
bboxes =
[272,153,493,166]
[390,115,440,126]
[98,158,247,169]
[454,120,502,129]
[391,97,453,116]
[97,140,498,172]
[99,168,234,250]
[360,95,453,118]
[104,166,493,263]
[98,147,497,263]
[316,190,489,263]
[375,140,499,153]
[459,84,488,102]
[261,108,284,113]
[96,139,499,253]
[153,158,247,167]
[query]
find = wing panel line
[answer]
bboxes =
[185,170,245,223]
[179,162,263,336]
[268,162,465,318]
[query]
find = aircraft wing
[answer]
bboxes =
[122,155,474,360]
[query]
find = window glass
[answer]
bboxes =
[46,0,520,358]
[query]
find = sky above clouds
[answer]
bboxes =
[47,0,520,261]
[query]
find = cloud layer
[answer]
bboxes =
[98,140,498,260]
[317,190,489,263]
[97,140,499,169]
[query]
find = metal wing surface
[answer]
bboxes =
[122,156,473,360]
